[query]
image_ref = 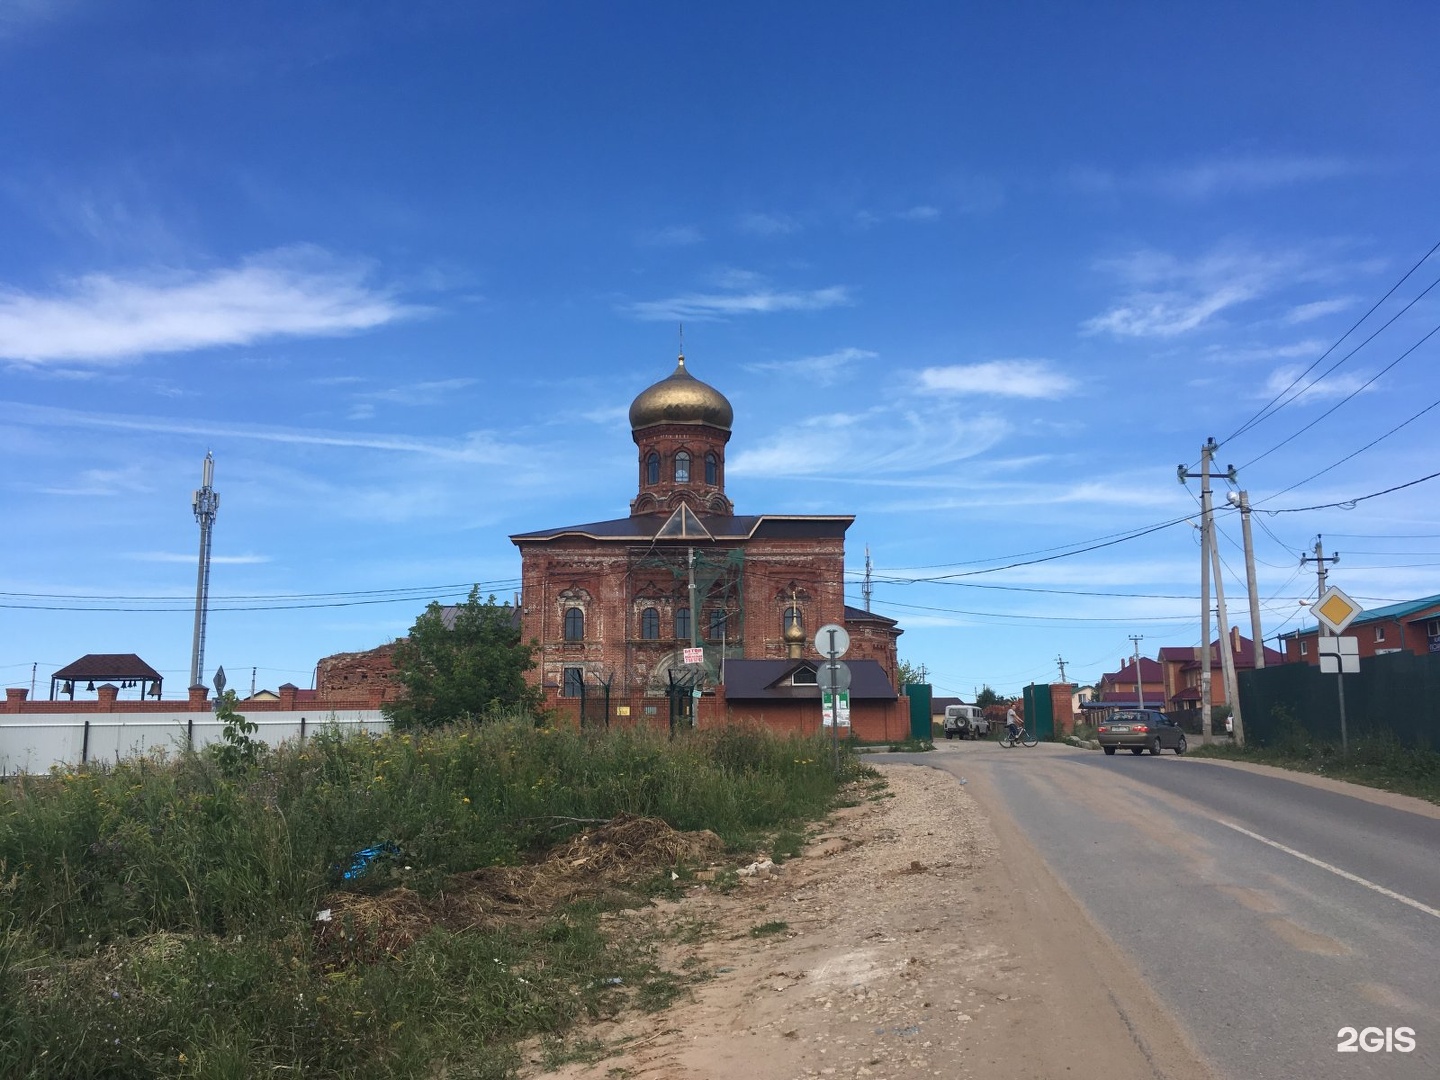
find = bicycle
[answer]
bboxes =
[999,724,1038,748]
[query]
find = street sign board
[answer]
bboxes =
[1314,586,1362,635]
[817,661,851,692]
[682,647,705,665]
[1318,635,1360,674]
[821,689,851,726]
[814,623,850,658]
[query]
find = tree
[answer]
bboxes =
[383,588,541,730]
[975,685,1003,709]
[897,659,926,687]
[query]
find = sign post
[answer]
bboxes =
[815,624,850,772]
[1314,587,1362,755]
[1317,636,1360,753]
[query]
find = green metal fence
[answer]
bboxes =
[1237,651,1440,749]
[904,683,932,742]
[1023,683,1055,740]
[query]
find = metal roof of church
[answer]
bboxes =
[722,658,898,700]
[510,512,853,543]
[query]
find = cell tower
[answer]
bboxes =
[189,451,220,689]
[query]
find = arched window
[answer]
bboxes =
[674,451,690,483]
[563,607,585,641]
[674,607,691,641]
[783,605,803,635]
[645,452,659,485]
[641,607,660,640]
[708,608,728,640]
[705,452,718,485]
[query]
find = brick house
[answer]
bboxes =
[507,354,904,739]
[1279,592,1440,665]
[1095,656,1165,708]
[1158,628,1283,720]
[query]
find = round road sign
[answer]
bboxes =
[814,623,850,658]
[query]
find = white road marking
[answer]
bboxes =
[1218,819,1440,920]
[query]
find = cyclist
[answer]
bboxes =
[1005,704,1022,742]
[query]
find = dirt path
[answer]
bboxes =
[525,761,1217,1080]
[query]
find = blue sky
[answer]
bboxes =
[3,2,1438,701]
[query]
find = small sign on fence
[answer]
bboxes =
[683,647,705,665]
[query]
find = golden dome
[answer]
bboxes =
[629,355,733,431]
[782,619,806,644]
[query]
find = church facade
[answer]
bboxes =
[510,355,905,739]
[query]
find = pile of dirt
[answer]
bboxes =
[313,814,725,965]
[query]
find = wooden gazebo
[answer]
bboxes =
[50,654,164,701]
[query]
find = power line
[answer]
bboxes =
[1262,468,1440,514]
[878,515,1195,583]
[1241,319,1440,474]
[1260,387,1440,501]
[1219,238,1440,447]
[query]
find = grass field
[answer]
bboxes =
[1189,732,1440,804]
[0,717,863,1078]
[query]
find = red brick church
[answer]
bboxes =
[318,353,906,739]
[509,354,905,738]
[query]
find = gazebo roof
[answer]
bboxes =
[52,654,163,682]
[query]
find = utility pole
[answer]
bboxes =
[1056,655,1068,683]
[1301,536,1339,618]
[1228,490,1266,669]
[686,546,699,650]
[862,545,873,612]
[1208,526,1244,745]
[1178,439,1229,739]
[1129,635,1145,708]
[189,451,220,691]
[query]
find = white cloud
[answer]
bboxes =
[737,212,800,237]
[917,360,1078,399]
[126,551,271,565]
[1260,365,1374,402]
[1069,155,1363,200]
[3,401,523,463]
[1155,155,1361,199]
[1203,339,1328,364]
[856,205,942,228]
[353,377,478,408]
[1284,297,1356,324]
[638,225,703,247]
[729,409,1009,479]
[0,0,77,39]
[625,284,851,322]
[744,348,875,385]
[0,245,421,364]
[1083,245,1315,339]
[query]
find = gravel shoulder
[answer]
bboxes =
[524,761,1218,1080]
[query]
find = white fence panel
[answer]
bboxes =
[0,710,389,775]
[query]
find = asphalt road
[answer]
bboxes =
[888,741,1440,1080]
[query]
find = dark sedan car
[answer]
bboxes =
[1097,709,1187,756]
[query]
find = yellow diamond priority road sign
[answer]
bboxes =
[1314,586,1362,635]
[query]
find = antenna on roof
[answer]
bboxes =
[189,451,220,690]
[863,545,873,612]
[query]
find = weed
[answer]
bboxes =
[770,829,805,864]
[749,921,789,937]
[1190,729,1440,804]
[0,721,856,1078]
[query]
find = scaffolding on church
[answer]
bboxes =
[627,545,746,690]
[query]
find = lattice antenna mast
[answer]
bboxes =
[189,451,220,689]
[862,544,873,612]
